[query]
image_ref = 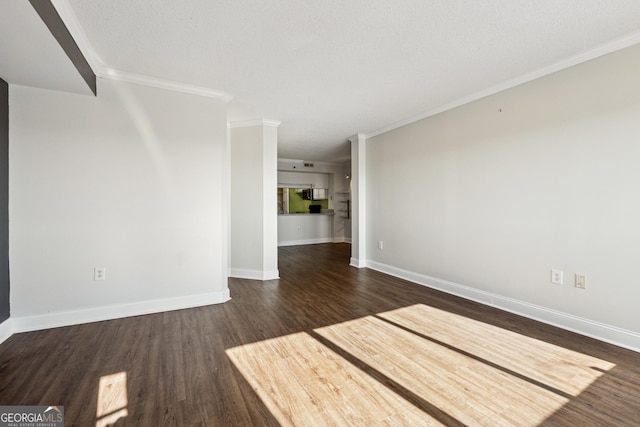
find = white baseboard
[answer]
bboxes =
[367,260,640,353]
[11,288,231,334]
[350,257,366,268]
[332,237,353,244]
[278,238,334,247]
[229,268,280,281]
[0,318,13,345]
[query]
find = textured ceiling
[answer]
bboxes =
[61,0,640,162]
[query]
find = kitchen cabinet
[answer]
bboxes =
[302,188,328,200]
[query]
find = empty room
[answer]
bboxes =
[1,1,640,426]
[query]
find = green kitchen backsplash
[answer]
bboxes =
[289,189,328,213]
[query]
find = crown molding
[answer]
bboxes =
[51,0,233,102]
[262,119,282,128]
[365,30,640,139]
[98,68,233,102]
[348,133,366,143]
[228,119,281,128]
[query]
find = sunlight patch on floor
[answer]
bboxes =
[316,304,615,426]
[96,371,128,427]
[226,304,615,426]
[226,332,445,426]
[376,304,615,396]
[316,315,565,425]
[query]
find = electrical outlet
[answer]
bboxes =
[378,240,384,250]
[551,269,563,285]
[575,274,586,289]
[94,267,106,281]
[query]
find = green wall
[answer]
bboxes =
[288,189,328,213]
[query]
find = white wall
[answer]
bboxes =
[365,44,640,347]
[277,159,350,194]
[9,78,229,327]
[278,171,329,189]
[278,215,334,246]
[230,122,279,280]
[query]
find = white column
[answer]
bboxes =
[349,133,366,268]
[229,120,280,280]
[261,122,279,277]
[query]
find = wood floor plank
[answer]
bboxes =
[226,332,443,426]
[316,315,567,426]
[377,304,613,396]
[0,243,639,426]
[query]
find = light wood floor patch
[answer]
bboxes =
[377,304,614,396]
[315,315,570,426]
[226,332,445,426]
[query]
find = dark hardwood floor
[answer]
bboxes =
[1,243,639,426]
